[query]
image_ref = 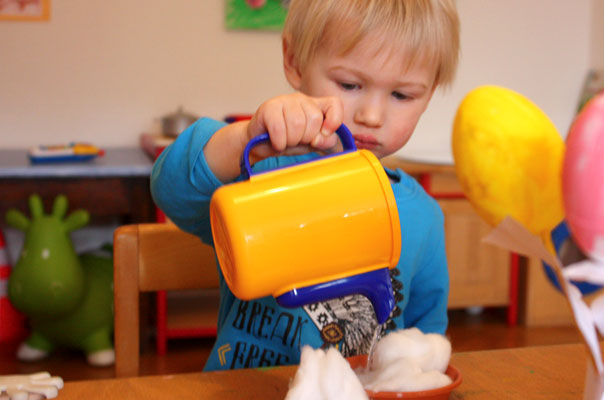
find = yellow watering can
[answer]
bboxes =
[210,125,401,323]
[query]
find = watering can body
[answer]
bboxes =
[209,125,401,323]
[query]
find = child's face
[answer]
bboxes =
[287,32,437,159]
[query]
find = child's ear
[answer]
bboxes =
[282,35,302,89]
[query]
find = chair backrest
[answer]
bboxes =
[113,223,218,377]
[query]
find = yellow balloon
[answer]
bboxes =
[452,85,565,238]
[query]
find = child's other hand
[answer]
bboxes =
[246,93,343,159]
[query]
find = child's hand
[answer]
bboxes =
[246,93,343,160]
[203,93,342,183]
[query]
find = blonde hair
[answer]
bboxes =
[283,0,460,88]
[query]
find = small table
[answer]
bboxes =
[55,342,588,399]
[0,148,155,225]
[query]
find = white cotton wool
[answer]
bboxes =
[369,327,428,369]
[371,328,451,373]
[319,348,369,400]
[285,346,368,400]
[359,358,452,392]
[422,333,453,372]
[357,328,453,392]
[285,329,453,398]
[357,357,422,389]
[285,346,324,400]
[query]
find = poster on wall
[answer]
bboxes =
[226,0,289,31]
[0,0,50,21]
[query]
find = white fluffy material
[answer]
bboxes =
[370,327,451,372]
[357,328,452,392]
[285,346,368,400]
[285,328,452,398]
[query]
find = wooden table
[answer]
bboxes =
[56,343,588,399]
[0,148,155,225]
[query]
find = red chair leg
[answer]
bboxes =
[507,252,520,326]
[156,290,168,355]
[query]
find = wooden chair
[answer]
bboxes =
[113,223,219,377]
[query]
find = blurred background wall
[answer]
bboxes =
[0,1,599,162]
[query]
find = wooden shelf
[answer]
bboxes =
[440,199,510,308]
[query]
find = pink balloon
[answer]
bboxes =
[562,92,604,261]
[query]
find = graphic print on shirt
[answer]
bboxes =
[304,295,376,356]
[224,299,308,369]
[303,269,403,356]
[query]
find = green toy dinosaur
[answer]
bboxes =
[6,194,114,366]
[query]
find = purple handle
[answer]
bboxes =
[240,124,357,178]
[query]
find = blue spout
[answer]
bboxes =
[275,268,395,324]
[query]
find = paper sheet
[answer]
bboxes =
[482,217,604,399]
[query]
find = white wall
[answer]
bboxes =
[0,1,290,148]
[0,1,596,163]
[398,0,592,163]
[592,0,604,70]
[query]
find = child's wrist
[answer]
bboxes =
[240,120,254,149]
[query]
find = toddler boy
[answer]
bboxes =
[151,0,460,371]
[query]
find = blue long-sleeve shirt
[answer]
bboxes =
[151,118,449,371]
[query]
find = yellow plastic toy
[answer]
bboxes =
[210,125,401,323]
[452,85,565,249]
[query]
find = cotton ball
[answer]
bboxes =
[285,346,324,400]
[394,370,452,392]
[359,358,451,393]
[358,328,453,392]
[366,364,450,392]
[358,358,421,390]
[319,348,368,400]
[370,328,430,369]
[421,333,452,372]
[371,328,451,373]
[285,346,368,400]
